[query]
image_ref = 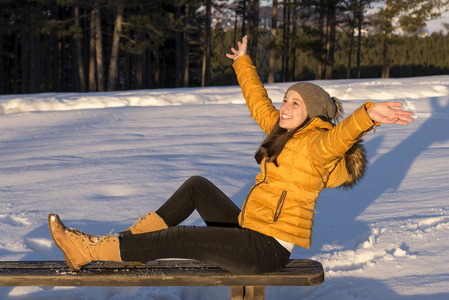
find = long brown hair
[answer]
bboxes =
[255,117,311,167]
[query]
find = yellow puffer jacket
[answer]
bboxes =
[234,55,379,248]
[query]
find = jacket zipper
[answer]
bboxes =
[239,117,313,226]
[239,158,268,226]
[273,190,287,222]
[356,124,376,140]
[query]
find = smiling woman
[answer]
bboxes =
[279,90,308,131]
[279,82,343,131]
[47,35,414,277]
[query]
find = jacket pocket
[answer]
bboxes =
[273,191,287,222]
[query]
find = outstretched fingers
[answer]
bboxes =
[389,102,414,125]
[395,110,415,125]
[367,101,414,125]
[226,35,248,61]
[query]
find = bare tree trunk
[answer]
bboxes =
[202,0,211,87]
[152,49,160,88]
[21,19,30,93]
[242,0,247,36]
[58,40,63,91]
[0,28,3,93]
[123,51,130,89]
[246,0,252,52]
[268,0,278,83]
[89,8,97,91]
[93,1,104,91]
[29,31,40,93]
[71,28,79,91]
[251,0,259,64]
[381,0,393,78]
[282,0,290,82]
[234,9,238,46]
[175,6,183,88]
[161,51,167,88]
[382,35,391,78]
[347,18,355,79]
[0,5,4,93]
[107,1,123,91]
[183,42,190,87]
[183,4,190,87]
[135,53,145,89]
[325,0,336,79]
[145,48,152,89]
[316,0,326,79]
[74,6,86,92]
[356,1,363,79]
[14,33,20,93]
[289,0,297,82]
[52,34,58,91]
[202,51,206,87]
[142,50,150,89]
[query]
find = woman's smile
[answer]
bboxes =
[279,90,308,131]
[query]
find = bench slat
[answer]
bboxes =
[0,259,324,287]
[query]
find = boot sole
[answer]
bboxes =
[48,214,86,272]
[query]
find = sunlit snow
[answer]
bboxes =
[1,75,449,299]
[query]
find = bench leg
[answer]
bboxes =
[231,286,265,300]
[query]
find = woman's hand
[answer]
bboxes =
[226,35,248,61]
[367,101,414,125]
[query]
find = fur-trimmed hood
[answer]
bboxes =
[317,97,368,189]
[340,139,367,188]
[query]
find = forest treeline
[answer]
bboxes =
[1,0,448,95]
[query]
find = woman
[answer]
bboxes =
[48,36,414,274]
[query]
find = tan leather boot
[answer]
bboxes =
[124,211,168,235]
[48,214,121,271]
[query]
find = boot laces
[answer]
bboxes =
[66,227,117,249]
[126,214,147,231]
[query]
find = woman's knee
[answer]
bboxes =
[184,176,213,189]
[186,175,207,183]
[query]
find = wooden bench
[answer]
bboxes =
[0,259,324,300]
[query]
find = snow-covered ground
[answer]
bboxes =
[1,75,449,299]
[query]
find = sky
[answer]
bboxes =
[426,10,449,33]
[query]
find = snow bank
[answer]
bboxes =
[1,75,448,114]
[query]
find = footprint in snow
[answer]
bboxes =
[404,216,449,232]
[318,228,415,273]
[0,214,31,227]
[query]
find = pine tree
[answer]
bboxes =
[374,0,449,78]
[268,0,278,83]
[107,0,124,91]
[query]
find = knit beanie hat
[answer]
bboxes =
[285,82,342,121]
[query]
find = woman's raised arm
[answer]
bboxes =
[226,35,248,61]
[227,36,279,134]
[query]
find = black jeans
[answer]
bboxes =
[119,176,291,274]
